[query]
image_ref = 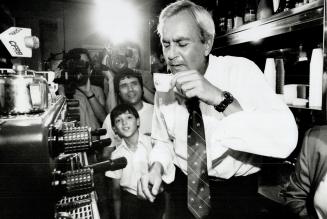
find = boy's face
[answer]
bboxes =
[113,111,140,139]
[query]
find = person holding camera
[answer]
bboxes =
[57,48,112,218]
[59,48,107,130]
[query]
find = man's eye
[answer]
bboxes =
[131,81,139,86]
[179,42,188,47]
[120,84,128,89]
[163,43,170,48]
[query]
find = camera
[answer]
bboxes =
[55,53,90,86]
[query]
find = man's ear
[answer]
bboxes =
[112,127,117,134]
[204,38,213,56]
[137,118,140,128]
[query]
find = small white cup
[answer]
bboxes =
[283,84,298,104]
[153,73,173,92]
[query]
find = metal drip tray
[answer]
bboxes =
[56,193,97,219]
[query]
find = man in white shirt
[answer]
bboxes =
[137,1,298,218]
[58,48,107,130]
[101,69,154,151]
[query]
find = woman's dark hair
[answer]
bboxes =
[110,103,139,127]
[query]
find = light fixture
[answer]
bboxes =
[94,0,141,45]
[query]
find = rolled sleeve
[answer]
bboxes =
[212,109,298,158]
[149,140,176,183]
[150,93,176,183]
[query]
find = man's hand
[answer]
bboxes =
[137,162,163,202]
[78,78,93,97]
[171,70,223,106]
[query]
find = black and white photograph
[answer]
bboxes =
[0,0,326,218]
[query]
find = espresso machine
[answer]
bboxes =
[0,27,126,219]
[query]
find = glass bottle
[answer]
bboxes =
[244,0,257,23]
[257,0,274,20]
[275,0,286,13]
[215,0,227,34]
[233,0,244,28]
[226,10,234,31]
[284,0,293,11]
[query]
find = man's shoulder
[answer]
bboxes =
[113,143,128,155]
[306,126,327,141]
[212,54,252,65]
[141,101,154,113]
[138,134,152,150]
[301,126,327,159]
[143,101,154,108]
[139,133,151,142]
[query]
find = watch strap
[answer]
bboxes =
[214,91,234,112]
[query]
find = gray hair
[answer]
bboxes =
[157,0,215,44]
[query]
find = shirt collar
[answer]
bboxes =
[119,133,147,152]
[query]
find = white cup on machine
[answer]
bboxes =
[283,84,298,104]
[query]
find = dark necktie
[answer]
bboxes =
[185,97,211,219]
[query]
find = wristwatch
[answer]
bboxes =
[214,91,234,112]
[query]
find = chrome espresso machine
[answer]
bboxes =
[0,28,126,219]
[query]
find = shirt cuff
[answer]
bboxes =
[149,141,176,184]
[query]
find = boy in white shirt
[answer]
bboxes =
[105,104,164,219]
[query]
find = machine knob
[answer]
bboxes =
[52,168,94,195]
[49,126,112,156]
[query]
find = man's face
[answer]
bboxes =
[118,76,143,105]
[80,53,92,76]
[113,111,140,138]
[161,11,210,74]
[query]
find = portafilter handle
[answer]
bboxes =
[86,157,127,173]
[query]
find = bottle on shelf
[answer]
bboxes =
[257,0,274,20]
[226,10,234,32]
[215,0,227,34]
[284,0,294,11]
[275,0,286,13]
[295,0,310,7]
[233,0,244,29]
[244,0,257,23]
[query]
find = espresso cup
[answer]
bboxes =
[153,73,173,92]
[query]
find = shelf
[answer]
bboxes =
[288,104,322,110]
[213,0,324,51]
